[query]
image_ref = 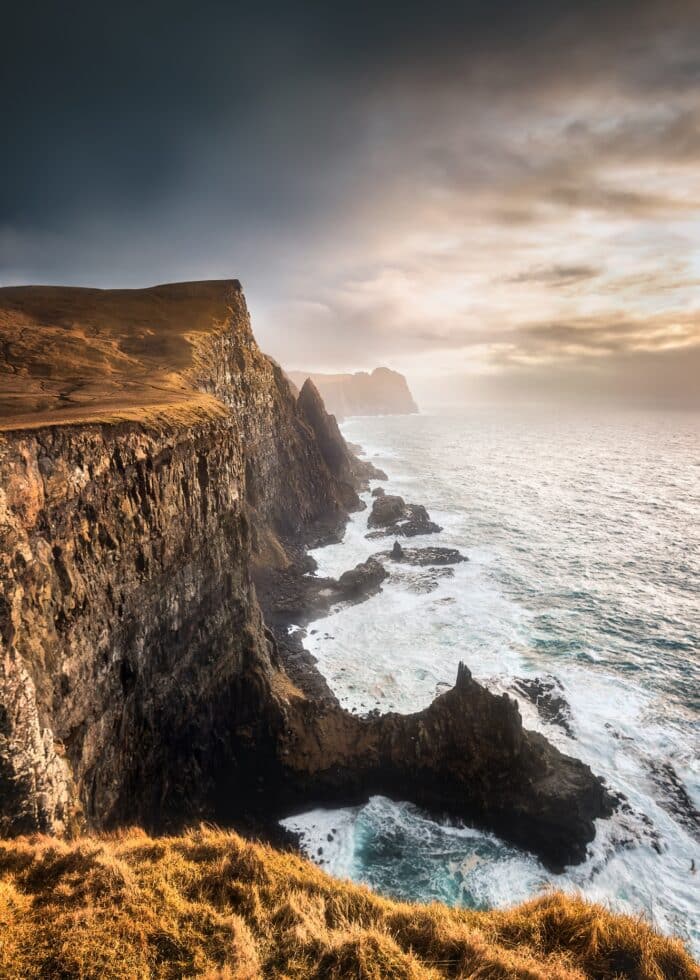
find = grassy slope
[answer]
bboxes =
[0,281,235,431]
[0,828,696,979]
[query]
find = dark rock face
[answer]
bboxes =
[368,494,407,526]
[366,494,442,538]
[279,663,614,872]
[256,558,388,628]
[0,279,615,874]
[337,558,387,598]
[296,380,386,505]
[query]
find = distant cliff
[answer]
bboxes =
[287,367,418,418]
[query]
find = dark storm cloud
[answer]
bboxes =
[3,0,699,241]
[2,1,700,406]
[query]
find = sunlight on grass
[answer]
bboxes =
[0,827,695,979]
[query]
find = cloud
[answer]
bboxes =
[504,265,602,287]
[2,0,700,406]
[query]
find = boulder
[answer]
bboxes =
[337,558,387,599]
[366,494,442,538]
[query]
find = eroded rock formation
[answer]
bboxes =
[279,663,613,871]
[383,542,467,565]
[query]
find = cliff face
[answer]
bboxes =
[287,367,418,419]
[296,379,387,507]
[0,281,353,835]
[0,279,613,870]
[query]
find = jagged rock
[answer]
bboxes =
[512,676,575,738]
[297,379,386,503]
[371,486,385,498]
[337,558,387,598]
[366,494,442,538]
[280,662,615,872]
[368,494,407,526]
[385,544,466,566]
[256,556,388,629]
[644,758,700,840]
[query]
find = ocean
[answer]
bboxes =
[281,407,700,955]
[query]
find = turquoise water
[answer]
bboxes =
[282,407,700,954]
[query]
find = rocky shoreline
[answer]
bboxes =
[252,462,617,872]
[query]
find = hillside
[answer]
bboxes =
[0,281,238,431]
[287,367,418,418]
[0,826,696,980]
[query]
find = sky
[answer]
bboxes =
[2,1,699,408]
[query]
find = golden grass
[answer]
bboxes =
[0,280,240,431]
[0,393,229,434]
[0,827,695,979]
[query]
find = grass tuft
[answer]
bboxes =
[0,826,695,979]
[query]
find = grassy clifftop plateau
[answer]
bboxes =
[0,827,695,979]
[0,280,242,431]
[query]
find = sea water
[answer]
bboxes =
[281,407,700,955]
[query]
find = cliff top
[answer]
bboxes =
[0,279,244,432]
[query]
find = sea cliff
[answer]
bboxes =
[287,367,418,419]
[1,280,612,871]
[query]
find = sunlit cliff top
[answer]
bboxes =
[0,279,243,432]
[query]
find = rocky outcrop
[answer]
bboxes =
[296,379,386,507]
[643,759,700,840]
[0,278,615,873]
[366,493,442,538]
[512,676,575,739]
[278,663,614,871]
[384,542,467,565]
[255,558,388,628]
[288,367,418,419]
